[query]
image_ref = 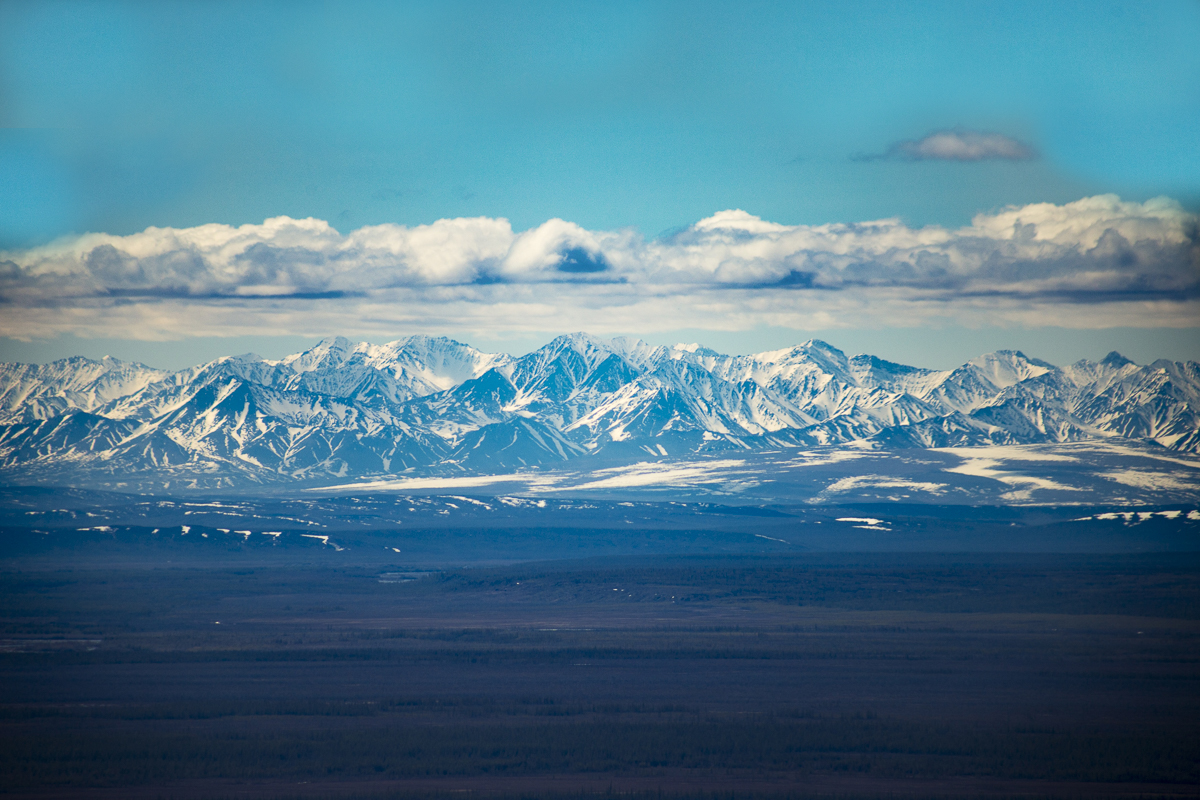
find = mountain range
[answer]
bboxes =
[0,333,1197,490]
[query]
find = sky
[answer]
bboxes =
[1,0,1198,370]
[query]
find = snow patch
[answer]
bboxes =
[822,475,947,496]
[1101,470,1197,491]
[572,459,746,490]
[940,449,1082,494]
[300,533,345,551]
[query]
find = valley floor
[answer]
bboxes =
[2,554,1199,798]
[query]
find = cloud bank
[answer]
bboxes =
[872,129,1038,161]
[1,195,1196,341]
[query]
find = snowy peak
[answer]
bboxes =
[376,335,509,390]
[451,368,519,408]
[263,335,507,403]
[671,342,723,359]
[282,336,356,373]
[1102,351,1135,368]
[1062,352,1142,391]
[967,350,1054,390]
[756,339,848,367]
[509,333,662,407]
[512,334,611,394]
[0,356,170,424]
[848,354,938,394]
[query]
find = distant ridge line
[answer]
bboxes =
[0,332,1197,489]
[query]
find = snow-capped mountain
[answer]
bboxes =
[0,356,170,423]
[1,332,1197,488]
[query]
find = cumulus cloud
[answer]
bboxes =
[868,129,1037,161]
[0,195,1196,341]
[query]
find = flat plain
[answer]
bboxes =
[2,549,1199,799]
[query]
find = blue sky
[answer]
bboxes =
[2,0,1198,368]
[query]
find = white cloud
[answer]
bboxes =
[343,217,514,286]
[1,195,1196,342]
[883,129,1037,161]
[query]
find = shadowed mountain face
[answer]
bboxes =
[0,333,1198,489]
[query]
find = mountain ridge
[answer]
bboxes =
[1,333,1198,489]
